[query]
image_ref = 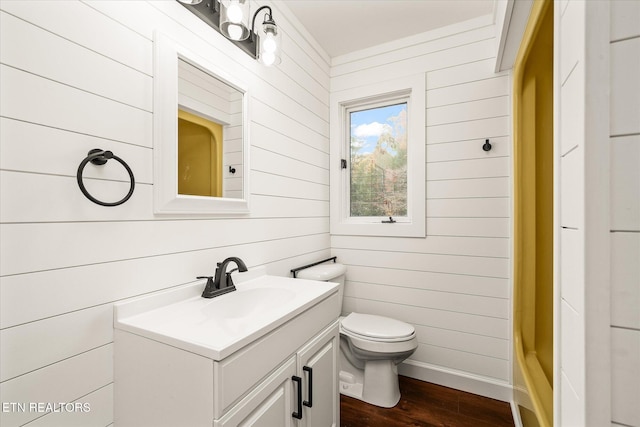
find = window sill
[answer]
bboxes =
[330,219,425,238]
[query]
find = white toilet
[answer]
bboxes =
[296,262,418,408]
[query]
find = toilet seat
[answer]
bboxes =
[339,312,418,360]
[341,313,416,343]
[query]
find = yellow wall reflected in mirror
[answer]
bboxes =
[177,109,223,197]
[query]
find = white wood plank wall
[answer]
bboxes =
[556,1,588,424]
[330,15,512,396]
[609,1,640,426]
[0,1,331,425]
[556,1,639,425]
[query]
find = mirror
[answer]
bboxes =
[153,32,249,215]
[177,59,244,199]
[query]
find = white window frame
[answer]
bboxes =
[330,75,425,237]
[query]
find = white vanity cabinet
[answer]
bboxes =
[114,273,340,427]
[214,356,297,427]
[296,323,339,427]
[216,321,339,427]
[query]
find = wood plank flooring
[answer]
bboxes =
[340,376,515,427]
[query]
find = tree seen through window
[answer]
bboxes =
[349,103,408,217]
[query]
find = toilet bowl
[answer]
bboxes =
[296,262,418,408]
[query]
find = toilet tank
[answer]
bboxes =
[296,263,346,313]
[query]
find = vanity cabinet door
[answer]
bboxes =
[296,321,340,427]
[215,357,296,427]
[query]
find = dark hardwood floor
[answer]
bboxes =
[340,376,515,427]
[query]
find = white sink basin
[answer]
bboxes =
[200,287,296,319]
[114,268,339,360]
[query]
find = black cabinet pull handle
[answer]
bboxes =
[303,366,313,407]
[292,375,303,420]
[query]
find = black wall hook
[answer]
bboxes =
[482,139,492,151]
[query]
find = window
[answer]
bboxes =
[330,75,425,237]
[348,100,408,219]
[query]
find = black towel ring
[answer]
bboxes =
[77,149,135,207]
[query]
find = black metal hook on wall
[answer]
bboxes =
[483,139,492,151]
[77,149,135,207]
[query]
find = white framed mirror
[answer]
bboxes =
[153,31,250,215]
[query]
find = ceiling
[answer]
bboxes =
[282,0,496,58]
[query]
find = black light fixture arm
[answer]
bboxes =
[250,5,273,41]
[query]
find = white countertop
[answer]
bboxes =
[114,269,339,360]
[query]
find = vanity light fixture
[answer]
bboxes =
[176,0,281,66]
[253,5,281,66]
[220,0,250,41]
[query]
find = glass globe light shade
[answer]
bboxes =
[258,22,281,66]
[226,1,243,24]
[226,24,243,41]
[220,0,249,41]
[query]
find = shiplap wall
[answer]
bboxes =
[609,1,640,426]
[330,16,513,398]
[0,1,330,425]
[556,1,640,426]
[556,1,591,424]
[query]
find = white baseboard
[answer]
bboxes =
[398,359,513,402]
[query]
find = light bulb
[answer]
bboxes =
[263,33,277,54]
[226,1,243,24]
[261,51,276,66]
[227,24,243,40]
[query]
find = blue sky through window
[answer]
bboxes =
[350,103,407,155]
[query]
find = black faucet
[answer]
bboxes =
[199,257,248,299]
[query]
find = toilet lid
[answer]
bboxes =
[341,313,415,340]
